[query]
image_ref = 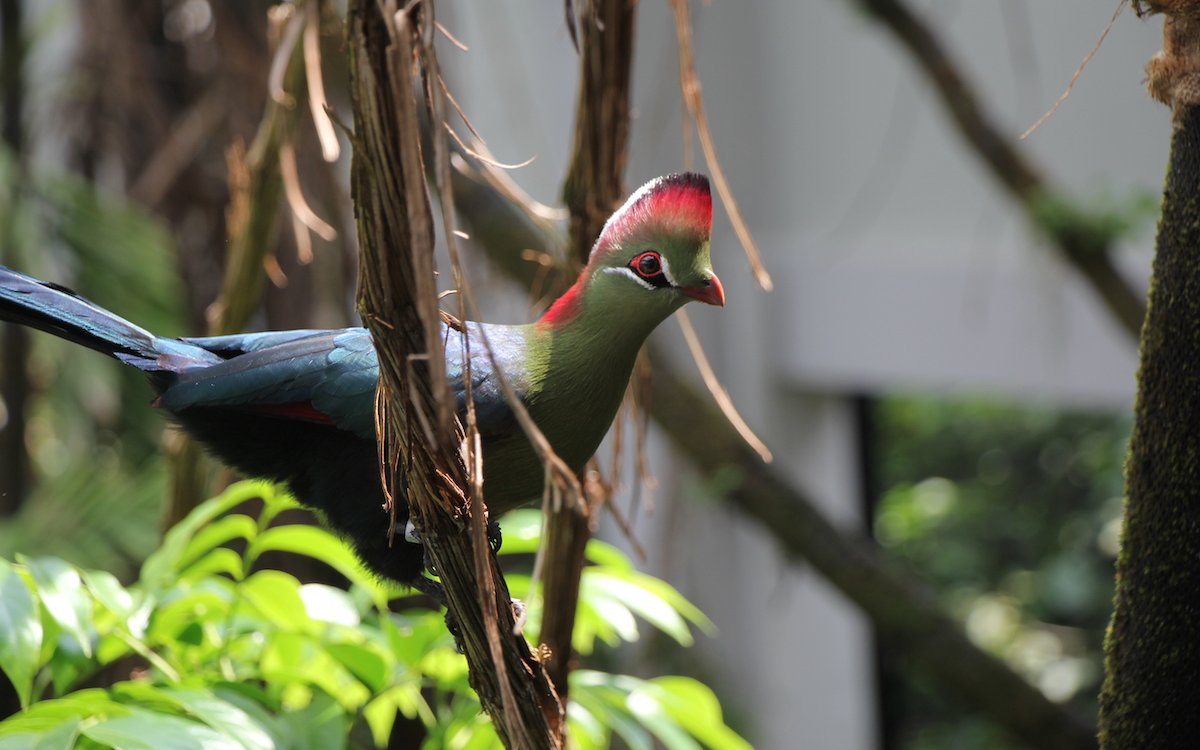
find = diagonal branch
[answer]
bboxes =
[346,2,561,747]
[853,0,1146,339]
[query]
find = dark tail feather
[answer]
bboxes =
[0,266,219,373]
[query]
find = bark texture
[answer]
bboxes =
[540,0,636,700]
[347,3,562,746]
[1099,99,1200,750]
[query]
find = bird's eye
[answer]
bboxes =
[631,251,662,279]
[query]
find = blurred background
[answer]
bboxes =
[0,1,1164,748]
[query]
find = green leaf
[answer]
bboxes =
[583,538,636,572]
[116,684,275,750]
[578,585,639,646]
[582,571,702,646]
[21,557,93,658]
[571,686,650,750]
[179,548,245,584]
[492,509,542,555]
[324,643,387,692]
[31,718,80,750]
[247,525,394,605]
[178,515,259,576]
[261,633,370,712]
[624,685,702,750]
[238,571,308,631]
[82,708,241,750]
[0,689,126,735]
[648,677,752,750]
[141,481,274,590]
[0,735,40,750]
[147,583,233,643]
[299,584,360,627]
[274,689,345,750]
[0,559,43,707]
[566,700,608,750]
[82,570,135,622]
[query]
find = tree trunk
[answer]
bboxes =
[1100,45,1200,750]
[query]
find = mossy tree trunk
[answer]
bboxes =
[1100,9,1200,741]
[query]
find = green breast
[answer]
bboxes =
[480,323,641,513]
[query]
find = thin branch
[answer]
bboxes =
[1020,0,1127,140]
[304,0,340,162]
[668,0,773,291]
[541,0,637,702]
[675,308,772,463]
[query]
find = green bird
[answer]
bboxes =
[0,172,723,597]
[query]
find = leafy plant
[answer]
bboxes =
[0,481,748,749]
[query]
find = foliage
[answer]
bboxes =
[0,161,188,577]
[0,481,748,749]
[874,397,1128,750]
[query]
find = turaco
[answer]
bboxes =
[0,173,724,597]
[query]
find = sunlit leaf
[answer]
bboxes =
[178,515,259,577]
[141,482,275,590]
[248,525,395,605]
[648,676,752,750]
[21,556,93,658]
[0,560,43,707]
[115,683,275,750]
[238,570,308,631]
[82,707,240,750]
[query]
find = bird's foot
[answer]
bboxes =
[407,574,447,607]
[444,597,528,653]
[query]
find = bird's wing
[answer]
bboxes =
[443,322,529,440]
[162,324,530,441]
[161,329,378,437]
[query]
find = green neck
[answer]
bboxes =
[518,272,679,467]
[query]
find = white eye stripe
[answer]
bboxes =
[658,255,677,286]
[603,266,656,290]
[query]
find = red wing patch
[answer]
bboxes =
[243,403,336,424]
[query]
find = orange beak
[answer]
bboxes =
[680,273,725,307]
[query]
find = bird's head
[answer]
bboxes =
[540,173,723,329]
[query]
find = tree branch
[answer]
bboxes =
[538,0,637,701]
[346,2,562,747]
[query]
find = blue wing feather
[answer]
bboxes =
[162,323,528,441]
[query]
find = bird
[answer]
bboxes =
[0,172,723,597]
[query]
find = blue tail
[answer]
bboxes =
[0,266,220,375]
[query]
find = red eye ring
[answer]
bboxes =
[631,251,663,279]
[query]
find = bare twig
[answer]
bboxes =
[304,0,340,162]
[676,308,772,463]
[667,0,773,291]
[541,0,637,702]
[1021,0,1127,140]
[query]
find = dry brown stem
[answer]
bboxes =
[346,2,562,746]
[538,0,637,701]
[667,0,773,292]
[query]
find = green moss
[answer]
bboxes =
[1099,105,1200,748]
